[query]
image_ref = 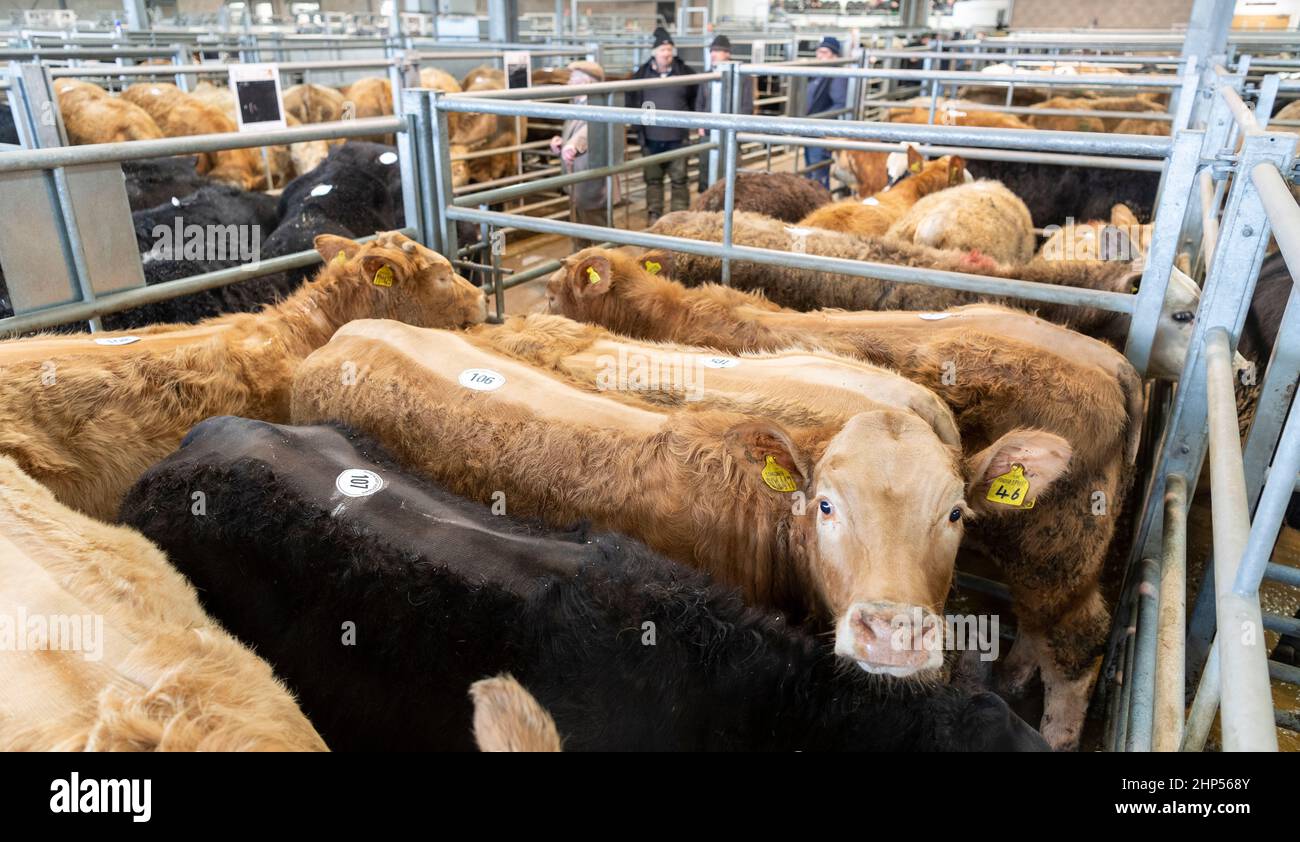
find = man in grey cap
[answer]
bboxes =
[694,34,755,193]
[804,35,849,189]
[625,31,699,226]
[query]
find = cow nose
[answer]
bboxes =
[836,602,943,676]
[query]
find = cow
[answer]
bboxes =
[119,415,1050,752]
[642,210,1214,380]
[0,454,326,751]
[0,232,483,521]
[53,79,163,146]
[120,82,267,189]
[289,316,1070,680]
[542,247,1148,751]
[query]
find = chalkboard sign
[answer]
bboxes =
[228,63,286,132]
[503,51,532,90]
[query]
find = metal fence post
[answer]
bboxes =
[403,87,440,251]
[171,42,190,91]
[428,89,459,260]
[1143,123,1296,678]
[719,63,739,286]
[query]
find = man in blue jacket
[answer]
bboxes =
[804,36,848,189]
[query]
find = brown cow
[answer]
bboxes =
[543,248,1146,751]
[801,151,969,235]
[0,232,483,521]
[450,67,522,188]
[291,318,1068,678]
[120,82,267,189]
[53,79,163,145]
[0,455,327,751]
[340,77,395,144]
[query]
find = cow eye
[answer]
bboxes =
[819,499,833,516]
[1172,310,1195,323]
[948,507,962,523]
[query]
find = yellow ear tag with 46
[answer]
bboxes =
[372,265,394,287]
[986,464,1034,509]
[643,260,661,275]
[761,456,798,492]
[586,266,602,285]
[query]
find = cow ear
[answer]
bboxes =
[906,144,924,173]
[1110,203,1139,229]
[725,421,810,493]
[965,429,1071,515]
[639,250,673,279]
[569,253,614,297]
[947,156,966,186]
[359,251,415,288]
[315,234,359,266]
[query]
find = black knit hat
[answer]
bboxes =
[710,34,733,51]
[652,28,674,48]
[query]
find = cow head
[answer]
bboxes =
[545,250,631,326]
[727,412,1071,681]
[817,421,1071,679]
[1089,226,1250,380]
[314,232,484,328]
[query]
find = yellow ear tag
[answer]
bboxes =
[761,455,798,492]
[372,265,394,287]
[331,251,348,267]
[586,266,602,285]
[909,160,922,173]
[644,260,661,275]
[986,464,1034,508]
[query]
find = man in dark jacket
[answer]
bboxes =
[804,36,849,189]
[694,34,756,192]
[625,31,699,225]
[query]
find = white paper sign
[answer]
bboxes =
[503,51,532,90]
[701,356,741,369]
[94,336,140,346]
[918,313,953,321]
[228,63,286,132]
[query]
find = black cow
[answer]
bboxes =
[120,416,1049,753]
[964,159,1160,228]
[100,185,283,330]
[121,156,217,213]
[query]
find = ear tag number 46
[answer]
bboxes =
[986,464,1034,509]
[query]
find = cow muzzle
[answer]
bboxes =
[835,602,945,677]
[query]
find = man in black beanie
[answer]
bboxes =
[625,31,699,226]
[694,33,755,192]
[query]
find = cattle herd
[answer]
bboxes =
[0,68,1296,753]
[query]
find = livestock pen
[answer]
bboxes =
[0,25,1297,753]
[406,56,1297,750]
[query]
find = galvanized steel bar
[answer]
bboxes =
[1152,474,1188,752]
[734,132,1165,171]
[0,228,415,337]
[1127,556,1163,752]
[444,207,1137,313]
[433,98,1174,157]
[1205,327,1279,752]
[1123,131,1204,376]
[0,117,404,173]
[452,143,712,207]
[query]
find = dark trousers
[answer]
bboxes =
[642,139,689,218]
[805,144,832,189]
